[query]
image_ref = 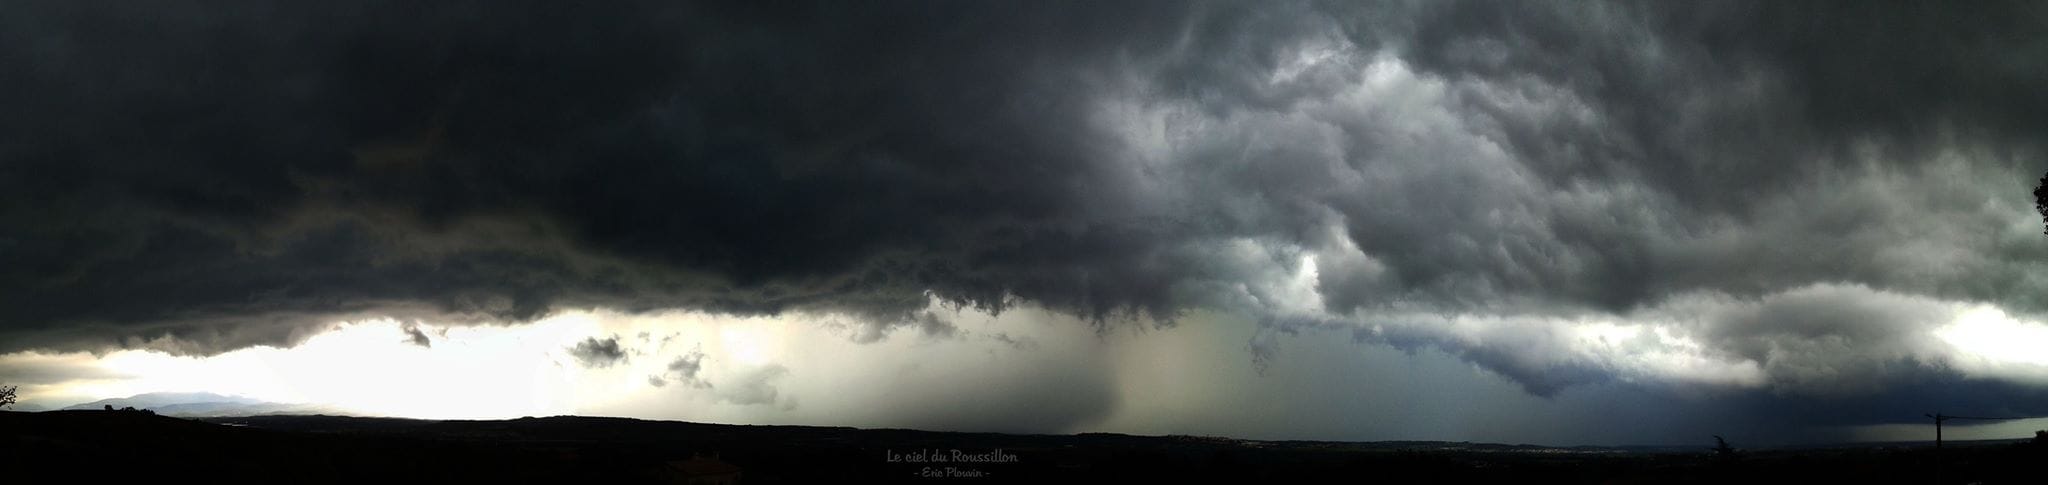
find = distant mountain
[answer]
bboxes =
[64,391,262,409]
[60,392,344,417]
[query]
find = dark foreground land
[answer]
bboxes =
[3,410,2043,484]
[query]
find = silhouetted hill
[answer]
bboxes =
[3,411,2044,484]
[56,392,344,417]
[61,391,262,409]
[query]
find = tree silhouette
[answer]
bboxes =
[2034,171,2048,235]
[1710,435,1737,458]
[0,384,16,409]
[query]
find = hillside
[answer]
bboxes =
[3,410,2044,484]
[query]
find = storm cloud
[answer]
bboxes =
[3,0,2047,431]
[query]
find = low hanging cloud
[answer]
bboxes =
[711,365,791,407]
[651,346,711,389]
[2,0,2047,429]
[399,323,432,349]
[567,336,627,369]
[1290,283,2016,398]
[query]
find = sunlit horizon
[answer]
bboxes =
[13,298,2048,447]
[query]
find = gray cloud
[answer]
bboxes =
[0,357,125,385]
[831,309,970,344]
[2,0,2046,433]
[660,346,711,389]
[400,323,431,349]
[635,339,784,406]
[988,332,1039,352]
[712,365,790,408]
[567,336,627,369]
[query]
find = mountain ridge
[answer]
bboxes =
[58,391,344,417]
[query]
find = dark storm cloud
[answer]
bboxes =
[1357,0,2048,312]
[0,0,1286,354]
[568,336,626,369]
[1107,0,2048,408]
[3,0,2047,431]
[1331,2,2047,408]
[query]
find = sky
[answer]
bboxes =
[3,0,2048,446]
